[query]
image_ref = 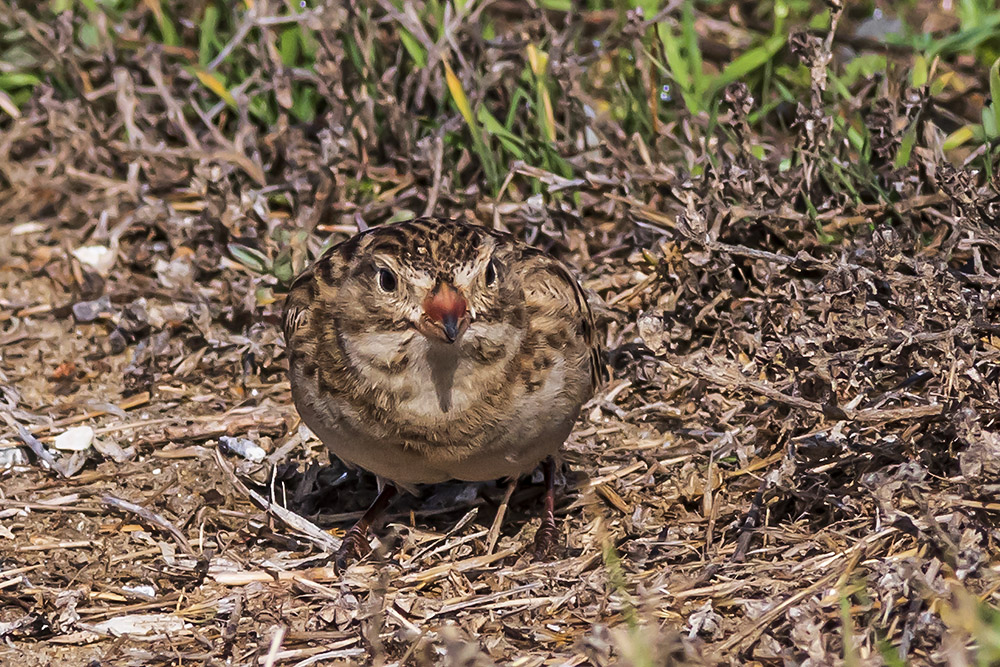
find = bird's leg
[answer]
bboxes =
[335,484,397,570]
[532,457,558,559]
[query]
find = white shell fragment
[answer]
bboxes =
[53,426,95,452]
[71,245,116,276]
[84,613,188,637]
[218,435,266,463]
[0,446,29,468]
[92,437,136,463]
[121,584,157,600]
[12,222,46,235]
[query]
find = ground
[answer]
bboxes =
[2,1,1000,666]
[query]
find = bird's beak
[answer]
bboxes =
[419,282,469,344]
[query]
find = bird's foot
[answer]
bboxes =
[332,484,398,572]
[334,525,371,571]
[531,456,559,560]
[532,515,558,560]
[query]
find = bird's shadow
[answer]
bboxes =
[267,458,579,546]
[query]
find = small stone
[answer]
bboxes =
[108,328,127,354]
[72,295,112,323]
[119,299,150,335]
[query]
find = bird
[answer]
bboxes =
[282,216,605,568]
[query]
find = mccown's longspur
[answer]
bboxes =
[282,216,605,567]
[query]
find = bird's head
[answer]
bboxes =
[328,218,519,347]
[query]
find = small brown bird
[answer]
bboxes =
[282,217,604,567]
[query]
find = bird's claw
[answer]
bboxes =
[334,527,370,572]
[532,517,557,560]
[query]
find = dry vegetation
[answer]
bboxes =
[2,0,1000,665]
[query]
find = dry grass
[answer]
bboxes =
[2,1,1000,665]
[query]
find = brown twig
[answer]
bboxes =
[101,494,195,556]
[423,130,445,217]
[731,477,768,563]
[220,593,243,661]
[133,413,289,447]
[667,357,944,424]
[213,448,340,554]
[485,480,517,555]
[15,425,69,478]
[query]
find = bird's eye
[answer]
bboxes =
[485,259,497,287]
[377,268,397,292]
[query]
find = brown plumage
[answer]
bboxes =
[283,216,605,566]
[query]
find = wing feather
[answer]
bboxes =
[282,268,316,346]
[519,252,607,392]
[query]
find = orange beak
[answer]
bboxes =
[419,282,469,343]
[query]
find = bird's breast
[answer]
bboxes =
[341,322,522,424]
[298,319,593,485]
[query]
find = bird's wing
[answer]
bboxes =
[282,265,318,353]
[518,251,607,392]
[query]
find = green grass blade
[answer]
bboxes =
[478,107,525,160]
[291,87,317,122]
[656,22,691,94]
[398,29,427,68]
[989,56,1000,138]
[711,34,786,96]
[840,591,860,667]
[527,43,556,142]
[0,72,42,88]
[911,54,929,88]
[279,27,301,66]
[504,86,529,131]
[188,66,236,107]
[875,636,907,667]
[144,0,179,47]
[228,243,271,273]
[680,1,704,98]
[983,107,998,139]
[444,59,500,192]
[199,4,219,67]
[926,13,1000,58]
[943,124,977,150]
